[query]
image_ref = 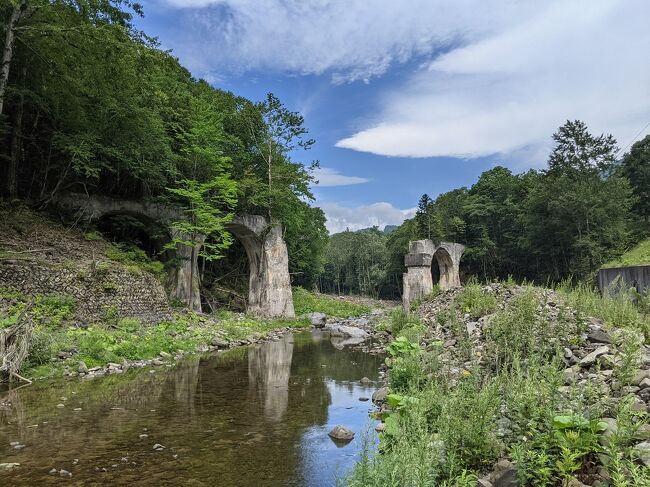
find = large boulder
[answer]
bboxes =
[372,387,389,404]
[308,312,327,328]
[327,324,369,338]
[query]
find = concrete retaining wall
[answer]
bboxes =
[597,265,650,294]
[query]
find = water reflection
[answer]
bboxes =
[0,331,382,486]
[248,338,293,421]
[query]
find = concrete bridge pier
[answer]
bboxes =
[402,240,465,310]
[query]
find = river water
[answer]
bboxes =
[0,331,382,486]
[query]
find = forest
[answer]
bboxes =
[0,0,328,298]
[318,123,650,299]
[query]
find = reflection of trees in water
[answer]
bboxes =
[248,339,293,422]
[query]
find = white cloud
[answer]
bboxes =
[159,0,530,83]
[321,202,415,234]
[337,0,650,159]
[312,167,370,187]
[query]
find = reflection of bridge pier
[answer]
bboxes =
[248,339,294,422]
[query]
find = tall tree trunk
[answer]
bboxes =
[0,0,27,116]
[7,86,23,198]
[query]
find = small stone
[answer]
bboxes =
[600,417,618,446]
[328,425,354,441]
[210,337,229,348]
[0,463,20,471]
[59,469,72,477]
[358,397,370,402]
[56,403,65,408]
[563,367,580,384]
[375,422,386,433]
[477,478,493,487]
[151,359,164,366]
[372,387,388,404]
[579,346,610,367]
[633,441,650,466]
[587,329,612,344]
[49,468,58,474]
[159,351,171,359]
[359,377,371,385]
[152,443,165,451]
[639,377,650,389]
[567,479,588,487]
[634,423,650,441]
[78,361,88,374]
[139,434,149,439]
[632,369,650,385]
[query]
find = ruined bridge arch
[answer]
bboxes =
[55,194,294,318]
[402,240,465,310]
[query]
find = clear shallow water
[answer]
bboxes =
[0,331,382,486]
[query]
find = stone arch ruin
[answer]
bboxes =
[55,193,295,318]
[402,239,465,310]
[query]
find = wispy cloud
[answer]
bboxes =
[312,167,370,187]
[321,202,415,234]
[157,0,527,83]
[337,0,650,159]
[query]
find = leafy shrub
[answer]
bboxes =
[32,294,76,328]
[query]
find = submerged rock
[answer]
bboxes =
[328,425,354,441]
[0,463,20,472]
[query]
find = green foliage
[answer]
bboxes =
[105,243,165,276]
[292,287,371,317]
[386,336,420,358]
[603,238,650,268]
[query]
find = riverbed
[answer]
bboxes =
[0,330,382,486]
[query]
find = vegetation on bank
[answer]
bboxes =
[0,287,379,380]
[347,283,649,487]
[293,287,372,318]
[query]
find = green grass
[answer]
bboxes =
[22,311,310,378]
[292,287,371,318]
[602,238,650,268]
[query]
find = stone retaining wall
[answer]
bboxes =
[0,260,172,324]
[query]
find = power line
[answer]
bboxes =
[616,120,650,157]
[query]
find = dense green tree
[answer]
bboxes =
[619,135,650,235]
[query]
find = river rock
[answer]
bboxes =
[78,361,88,374]
[309,312,327,327]
[328,325,369,338]
[211,337,229,348]
[633,441,650,465]
[372,387,388,404]
[159,351,171,359]
[579,346,610,367]
[0,463,20,471]
[328,425,354,441]
[587,329,611,344]
[359,377,371,384]
[152,443,165,451]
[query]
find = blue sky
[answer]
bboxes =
[134,0,650,233]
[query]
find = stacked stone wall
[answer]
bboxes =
[0,260,172,324]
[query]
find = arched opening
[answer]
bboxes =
[432,247,455,288]
[199,237,250,313]
[95,211,171,259]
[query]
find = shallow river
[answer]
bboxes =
[0,331,382,486]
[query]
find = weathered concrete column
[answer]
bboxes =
[402,240,434,311]
[169,231,204,312]
[402,240,465,310]
[228,216,295,318]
